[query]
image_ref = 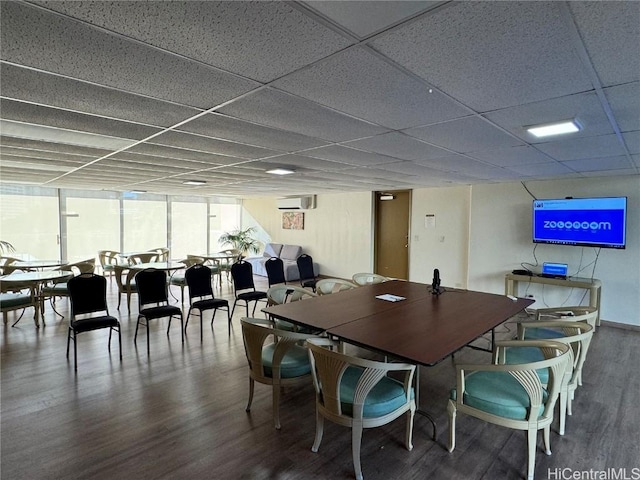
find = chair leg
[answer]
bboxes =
[246,378,255,412]
[352,421,364,480]
[73,330,78,372]
[231,300,238,318]
[108,327,112,352]
[180,314,184,343]
[66,326,72,358]
[273,380,281,430]
[543,425,551,455]
[199,310,203,343]
[134,317,141,343]
[526,428,537,480]
[559,390,567,435]
[405,406,415,451]
[447,400,456,452]
[226,307,232,335]
[311,409,324,453]
[118,326,122,361]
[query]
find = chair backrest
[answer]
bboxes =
[135,268,169,306]
[152,247,170,262]
[241,317,316,382]
[128,252,158,265]
[0,256,21,275]
[113,265,136,294]
[515,321,594,386]
[489,340,571,421]
[267,284,317,305]
[67,273,109,316]
[265,257,286,286]
[296,254,315,281]
[185,264,214,299]
[352,272,389,286]
[306,337,416,420]
[231,260,256,292]
[316,278,358,295]
[534,306,598,328]
[98,250,120,267]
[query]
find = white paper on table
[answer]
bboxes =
[375,294,406,302]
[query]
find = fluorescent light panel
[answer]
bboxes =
[266,168,295,175]
[183,180,206,185]
[526,119,580,138]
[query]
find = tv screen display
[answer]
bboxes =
[532,197,627,249]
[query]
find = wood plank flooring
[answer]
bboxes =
[1,275,638,480]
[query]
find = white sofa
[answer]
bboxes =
[245,243,318,282]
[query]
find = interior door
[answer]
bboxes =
[375,191,410,279]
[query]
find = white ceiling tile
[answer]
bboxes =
[273,46,469,129]
[300,145,403,167]
[0,1,260,109]
[1,99,161,140]
[605,83,640,133]
[569,1,640,87]
[218,89,389,142]
[536,134,627,161]
[623,131,640,154]
[561,155,635,172]
[485,90,615,142]
[345,132,449,161]
[507,162,577,177]
[404,116,523,153]
[304,1,439,38]
[371,1,593,111]
[469,146,554,167]
[35,0,353,83]
[177,113,328,152]
[0,63,202,128]
[148,131,278,160]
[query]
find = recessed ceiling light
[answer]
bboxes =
[266,168,295,175]
[130,190,146,194]
[183,180,207,185]
[526,119,580,138]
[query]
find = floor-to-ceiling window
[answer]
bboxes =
[170,196,207,260]
[0,185,241,262]
[62,189,120,262]
[0,185,60,260]
[122,192,168,254]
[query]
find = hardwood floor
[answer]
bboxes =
[1,275,638,480]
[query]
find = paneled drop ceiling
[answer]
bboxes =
[0,1,638,197]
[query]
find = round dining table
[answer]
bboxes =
[0,270,72,327]
[11,260,66,271]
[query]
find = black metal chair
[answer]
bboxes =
[265,257,286,287]
[296,253,317,292]
[185,264,231,340]
[66,273,121,371]
[134,268,183,352]
[230,260,267,317]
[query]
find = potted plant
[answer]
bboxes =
[0,241,16,255]
[218,227,261,258]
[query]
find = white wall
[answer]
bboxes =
[409,186,471,287]
[468,177,639,325]
[242,192,374,278]
[243,176,639,326]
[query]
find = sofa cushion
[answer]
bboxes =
[280,245,302,261]
[263,243,283,258]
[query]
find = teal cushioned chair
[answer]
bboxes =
[240,317,320,430]
[504,321,593,435]
[448,340,571,480]
[0,291,37,327]
[266,284,318,332]
[306,338,416,480]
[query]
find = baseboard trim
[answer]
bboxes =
[600,319,640,332]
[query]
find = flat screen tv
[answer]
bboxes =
[532,197,627,249]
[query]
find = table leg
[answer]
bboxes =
[415,365,437,441]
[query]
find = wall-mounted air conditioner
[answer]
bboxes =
[276,196,315,210]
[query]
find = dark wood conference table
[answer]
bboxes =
[263,280,534,437]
